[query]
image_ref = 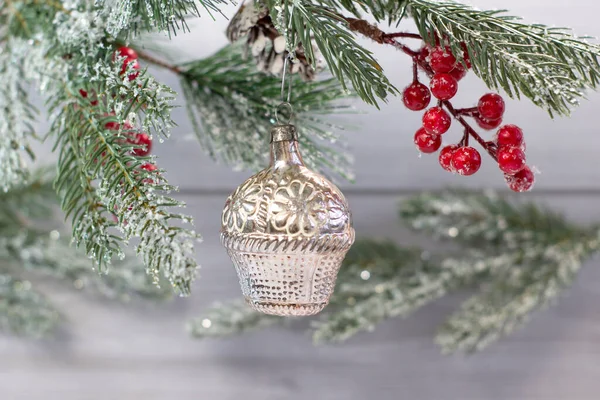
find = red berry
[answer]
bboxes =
[130,132,152,157]
[439,145,459,172]
[430,73,458,100]
[141,163,158,184]
[141,163,157,172]
[429,47,457,73]
[115,45,141,80]
[105,121,119,130]
[423,107,451,135]
[403,82,431,111]
[115,46,138,62]
[127,60,140,81]
[475,115,503,130]
[497,146,526,175]
[414,128,442,153]
[115,46,139,76]
[105,119,132,132]
[496,124,524,148]
[478,93,505,120]
[451,146,481,176]
[505,166,535,192]
[448,63,467,81]
[79,89,88,98]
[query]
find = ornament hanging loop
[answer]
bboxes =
[276,53,295,125]
[275,101,294,125]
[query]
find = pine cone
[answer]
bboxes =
[226,0,324,81]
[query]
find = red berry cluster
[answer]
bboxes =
[83,47,153,169]
[402,43,535,192]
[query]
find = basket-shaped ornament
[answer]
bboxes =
[221,124,355,316]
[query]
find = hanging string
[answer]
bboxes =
[276,53,294,124]
[275,0,295,125]
[280,54,294,103]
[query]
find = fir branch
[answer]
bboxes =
[408,0,600,116]
[99,0,230,37]
[319,0,409,24]
[50,53,200,295]
[0,39,38,190]
[401,190,600,352]
[265,0,396,107]
[188,299,280,338]
[0,169,171,337]
[178,44,354,180]
[0,275,60,338]
[52,98,123,272]
[436,240,594,353]
[4,234,173,302]
[312,246,488,343]
[400,190,584,250]
[191,192,600,353]
[191,240,489,343]
[0,170,171,338]
[0,168,55,234]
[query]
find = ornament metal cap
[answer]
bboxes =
[221,123,355,316]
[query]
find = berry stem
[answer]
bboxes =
[383,36,420,57]
[136,49,183,75]
[383,32,423,40]
[455,107,479,117]
[442,101,496,160]
[114,42,185,75]
[412,60,418,83]
[460,129,469,147]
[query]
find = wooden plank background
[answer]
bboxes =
[2,1,600,399]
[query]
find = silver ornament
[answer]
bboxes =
[221,124,354,316]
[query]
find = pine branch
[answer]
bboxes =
[99,0,230,37]
[0,168,171,337]
[436,240,594,353]
[312,249,490,343]
[0,168,55,235]
[191,192,600,353]
[191,240,489,343]
[49,53,200,295]
[188,299,280,338]
[3,234,173,302]
[400,190,584,250]
[319,0,409,24]
[0,274,60,338]
[408,0,600,116]
[0,169,173,303]
[401,190,600,352]
[0,38,38,190]
[178,44,354,180]
[265,0,397,107]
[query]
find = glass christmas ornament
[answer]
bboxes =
[221,123,355,316]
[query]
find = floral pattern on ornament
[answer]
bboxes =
[222,178,263,233]
[269,180,333,237]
